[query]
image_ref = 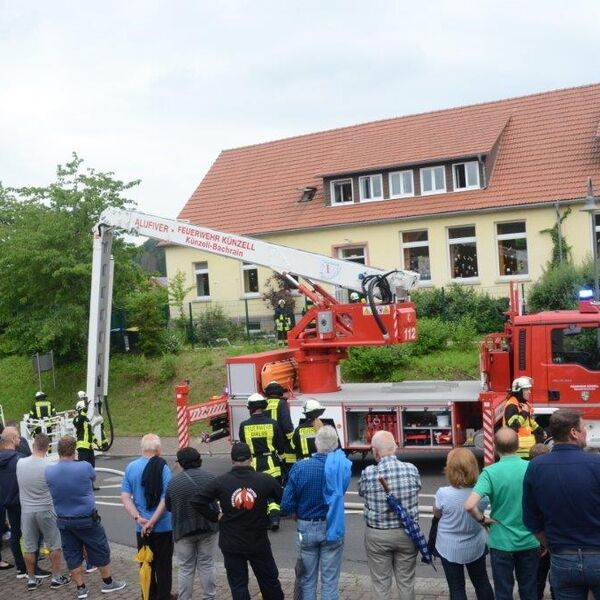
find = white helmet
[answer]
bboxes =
[247,392,268,411]
[350,292,360,301]
[75,400,87,412]
[77,390,88,401]
[303,398,325,418]
[278,299,286,307]
[512,376,533,393]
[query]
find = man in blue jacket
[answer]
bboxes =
[282,425,351,600]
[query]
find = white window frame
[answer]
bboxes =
[420,166,446,195]
[358,174,383,202]
[447,225,479,282]
[241,262,260,298]
[194,262,210,300]
[337,245,368,265]
[595,214,600,252]
[495,220,529,280]
[330,178,354,205]
[400,230,431,283]
[389,170,414,199]
[452,161,481,191]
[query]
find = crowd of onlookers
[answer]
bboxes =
[1,407,600,600]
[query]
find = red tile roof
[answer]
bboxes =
[178,83,600,236]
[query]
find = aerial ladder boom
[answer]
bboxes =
[85,208,420,443]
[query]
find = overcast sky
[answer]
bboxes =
[1,0,599,220]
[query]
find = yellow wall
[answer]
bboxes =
[165,203,594,319]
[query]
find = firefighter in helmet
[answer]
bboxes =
[238,392,286,530]
[73,391,100,468]
[503,376,544,458]
[28,390,56,435]
[274,298,294,344]
[291,398,339,460]
[264,380,295,467]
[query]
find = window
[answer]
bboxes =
[453,161,480,190]
[496,221,529,277]
[194,262,210,298]
[420,166,446,195]
[389,170,414,198]
[358,175,383,202]
[242,262,259,295]
[330,179,354,205]
[401,231,431,281]
[337,246,367,265]
[551,326,600,371]
[595,214,600,255]
[448,226,479,279]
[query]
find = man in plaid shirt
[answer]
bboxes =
[358,431,421,600]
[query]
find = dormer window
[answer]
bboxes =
[331,179,354,205]
[420,166,446,195]
[453,161,480,190]
[389,170,414,198]
[358,175,383,202]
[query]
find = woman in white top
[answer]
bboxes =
[434,448,494,600]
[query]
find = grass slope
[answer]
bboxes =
[0,344,479,436]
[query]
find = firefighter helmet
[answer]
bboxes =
[350,292,360,302]
[75,400,87,412]
[303,398,325,419]
[35,391,47,401]
[247,392,268,411]
[278,299,286,307]
[77,390,88,401]
[512,376,533,393]
[264,381,285,398]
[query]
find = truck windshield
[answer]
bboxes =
[551,326,600,371]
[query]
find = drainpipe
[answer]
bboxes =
[478,154,487,189]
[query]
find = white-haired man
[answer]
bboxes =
[359,430,421,600]
[121,434,173,600]
[282,425,351,600]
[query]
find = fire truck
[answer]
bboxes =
[84,208,600,464]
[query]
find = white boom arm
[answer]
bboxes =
[85,207,419,430]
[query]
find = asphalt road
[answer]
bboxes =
[95,452,449,578]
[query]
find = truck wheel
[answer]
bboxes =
[473,430,485,450]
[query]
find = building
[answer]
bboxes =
[166,83,600,328]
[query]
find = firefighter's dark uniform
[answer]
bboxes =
[28,399,57,435]
[274,306,294,341]
[73,410,99,467]
[239,413,286,518]
[291,417,338,460]
[265,396,295,466]
[191,463,284,600]
[503,396,542,458]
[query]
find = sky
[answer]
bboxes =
[1,0,599,220]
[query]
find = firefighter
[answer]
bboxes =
[264,380,295,467]
[274,299,293,344]
[503,376,544,458]
[28,391,56,435]
[73,391,99,468]
[238,392,287,530]
[291,398,339,460]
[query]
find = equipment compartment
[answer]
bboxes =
[402,409,453,447]
[344,409,398,447]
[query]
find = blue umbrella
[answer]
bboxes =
[378,476,436,568]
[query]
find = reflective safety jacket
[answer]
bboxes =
[73,411,100,451]
[239,413,287,479]
[291,417,338,460]
[265,397,295,464]
[503,396,541,458]
[29,400,56,420]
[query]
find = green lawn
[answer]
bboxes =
[0,343,479,436]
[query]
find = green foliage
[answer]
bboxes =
[341,345,410,382]
[527,260,592,311]
[540,206,572,267]
[413,317,451,355]
[0,154,144,360]
[158,354,177,383]
[135,238,166,276]
[119,354,151,383]
[194,305,245,346]
[450,316,479,351]
[168,270,194,323]
[411,285,508,334]
[261,273,296,312]
[124,286,168,356]
[161,330,184,355]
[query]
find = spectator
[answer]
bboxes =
[528,443,553,600]
[165,447,218,600]
[523,409,600,599]
[46,435,126,599]
[120,433,173,600]
[434,448,493,600]
[465,427,539,600]
[16,433,70,590]
[5,420,32,457]
[192,442,284,600]
[358,430,421,600]
[282,425,351,600]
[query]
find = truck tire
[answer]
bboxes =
[473,430,485,450]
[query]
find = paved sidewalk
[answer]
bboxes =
[107,436,230,457]
[1,542,458,599]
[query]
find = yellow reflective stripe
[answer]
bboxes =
[35,401,52,418]
[266,399,279,421]
[284,453,296,464]
[298,425,315,457]
[267,502,280,514]
[506,414,525,428]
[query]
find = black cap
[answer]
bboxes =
[176,447,201,469]
[231,442,251,462]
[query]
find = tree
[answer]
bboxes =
[540,206,572,267]
[261,273,296,312]
[168,270,194,323]
[135,238,166,276]
[0,154,145,360]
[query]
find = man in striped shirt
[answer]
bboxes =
[358,431,421,600]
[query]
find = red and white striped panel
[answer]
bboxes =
[176,405,190,449]
[482,401,495,465]
[188,400,228,423]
